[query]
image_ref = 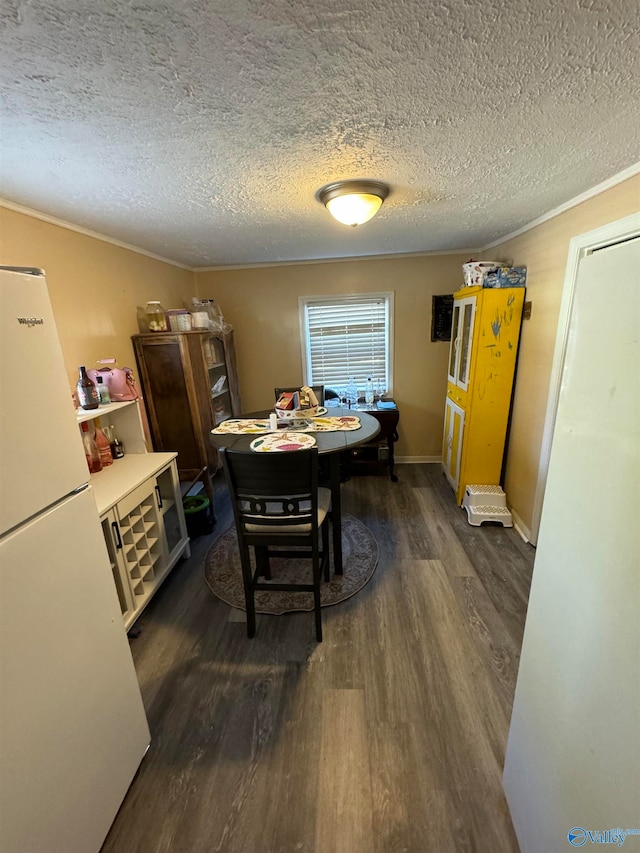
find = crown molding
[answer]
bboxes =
[0,198,192,270]
[5,160,636,271]
[193,246,476,272]
[480,161,640,251]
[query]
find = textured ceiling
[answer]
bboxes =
[1,0,639,267]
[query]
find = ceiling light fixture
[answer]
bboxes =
[317,179,390,227]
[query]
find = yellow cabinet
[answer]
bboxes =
[442,286,525,504]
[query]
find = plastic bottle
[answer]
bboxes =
[77,366,99,410]
[347,377,359,408]
[365,377,374,407]
[81,421,102,473]
[96,375,111,404]
[94,420,113,467]
[145,301,167,332]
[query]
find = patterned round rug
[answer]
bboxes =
[204,514,378,614]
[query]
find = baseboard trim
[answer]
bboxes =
[510,508,533,544]
[395,456,442,464]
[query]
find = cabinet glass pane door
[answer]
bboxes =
[156,465,187,559]
[448,304,461,380]
[204,334,231,425]
[457,302,474,388]
[163,505,182,555]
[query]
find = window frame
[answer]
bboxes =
[298,291,394,396]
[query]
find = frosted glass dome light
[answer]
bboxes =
[318,180,390,227]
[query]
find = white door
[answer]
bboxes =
[503,234,640,851]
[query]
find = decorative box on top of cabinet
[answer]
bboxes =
[132,329,241,480]
[77,399,190,630]
[442,285,525,504]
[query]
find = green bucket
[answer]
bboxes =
[182,494,212,537]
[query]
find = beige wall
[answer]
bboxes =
[3,172,637,530]
[490,174,640,535]
[196,254,467,458]
[0,206,195,389]
[197,175,639,531]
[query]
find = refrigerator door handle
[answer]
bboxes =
[112,521,123,549]
[155,485,163,509]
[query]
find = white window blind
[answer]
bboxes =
[299,293,393,393]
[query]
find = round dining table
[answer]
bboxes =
[209,406,380,574]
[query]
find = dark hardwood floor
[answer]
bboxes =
[102,464,534,853]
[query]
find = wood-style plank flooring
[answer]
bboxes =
[102,464,534,853]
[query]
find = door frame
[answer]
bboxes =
[530,211,640,544]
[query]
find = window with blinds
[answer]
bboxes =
[299,292,393,394]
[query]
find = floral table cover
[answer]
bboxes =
[211,415,361,435]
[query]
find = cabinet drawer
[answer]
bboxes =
[117,478,157,519]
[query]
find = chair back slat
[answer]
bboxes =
[219,446,330,643]
[221,448,319,529]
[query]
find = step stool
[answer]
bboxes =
[462,485,513,528]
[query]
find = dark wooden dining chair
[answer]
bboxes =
[274,385,325,405]
[220,447,332,642]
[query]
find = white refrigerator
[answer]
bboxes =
[0,267,151,852]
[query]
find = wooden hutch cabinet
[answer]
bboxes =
[132,329,241,480]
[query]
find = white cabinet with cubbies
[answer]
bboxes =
[77,399,190,630]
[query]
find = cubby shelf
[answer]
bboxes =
[92,399,190,631]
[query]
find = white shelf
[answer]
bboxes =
[89,451,177,516]
[76,399,138,424]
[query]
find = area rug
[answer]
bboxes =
[204,514,378,614]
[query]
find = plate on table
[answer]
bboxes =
[250,432,317,452]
